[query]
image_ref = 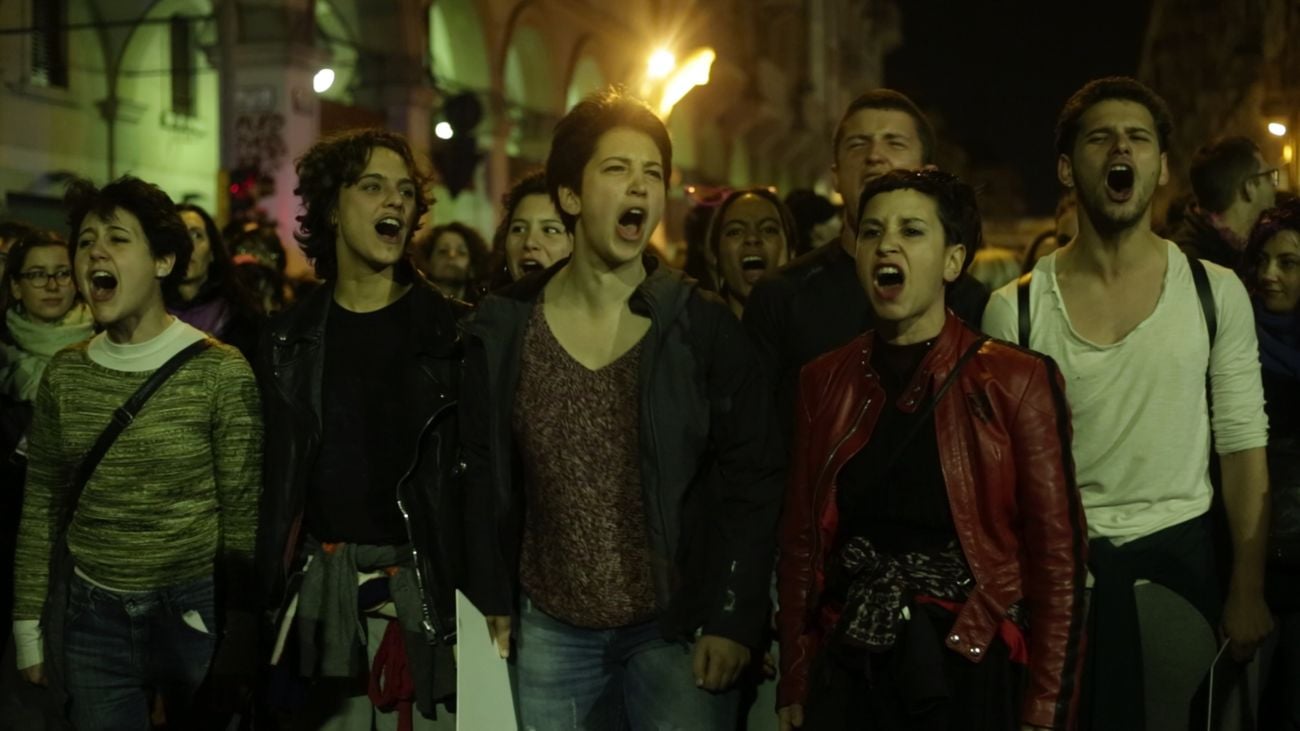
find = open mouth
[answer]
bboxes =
[88,270,118,303]
[1106,164,1135,201]
[518,257,545,275]
[873,264,905,300]
[616,208,647,241]
[374,217,403,241]
[740,255,768,283]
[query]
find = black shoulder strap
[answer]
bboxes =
[1185,252,1217,346]
[63,338,213,526]
[879,336,988,477]
[1016,272,1033,348]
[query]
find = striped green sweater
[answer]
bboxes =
[13,340,262,620]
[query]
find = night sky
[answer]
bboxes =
[886,1,1151,215]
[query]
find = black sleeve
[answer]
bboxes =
[742,276,798,450]
[458,332,515,617]
[699,301,786,648]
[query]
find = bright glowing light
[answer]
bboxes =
[647,49,676,80]
[313,68,335,94]
[1269,122,1288,137]
[435,122,454,140]
[1285,144,1294,164]
[658,48,715,118]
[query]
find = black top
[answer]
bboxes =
[836,338,956,555]
[307,293,415,544]
[743,241,990,448]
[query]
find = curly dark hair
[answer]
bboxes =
[856,169,981,275]
[1246,198,1300,285]
[293,128,432,281]
[64,176,192,305]
[493,169,548,251]
[546,86,672,232]
[421,221,490,280]
[1056,76,1173,156]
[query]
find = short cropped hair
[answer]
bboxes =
[856,169,981,274]
[833,89,936,165]
[294,128,432,281]
[1190,136,1263,214]
[1056,77,1173,156]
[64,176,193,305]
[545,86,672,232]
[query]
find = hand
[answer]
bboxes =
[485,615,512,660]
[1220,585,1273,662]
[778,704,803,730]
[20,663,46,686]
[692,635,750,692]
[761,651,777,679]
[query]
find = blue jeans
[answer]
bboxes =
[515,596,738,731]
[63,572,217,731]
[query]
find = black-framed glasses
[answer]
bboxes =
[17,269,73,287]
[1250,168,1280,187]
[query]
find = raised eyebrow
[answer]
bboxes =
[900,217,930,226]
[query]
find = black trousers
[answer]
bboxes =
[1082,515,1237,731]
[802,603,1021,731]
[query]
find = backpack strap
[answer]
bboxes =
[1016,272,1033,348]
[1185,252,1217,347]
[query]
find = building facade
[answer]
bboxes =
[0,0,900,273]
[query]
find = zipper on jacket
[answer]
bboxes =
[395,400,458,644]
[805,395,872,614]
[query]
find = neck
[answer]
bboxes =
[333,264,410,313]
[877,304,945,345]
[432,280,465,301]
[1209,208,1251,249]
[548,242,645,312]
[838,218,857,258]
[1059,209,1164,281]
[106,301,173,345]
[178,278,206,304]
[726,290,745,319]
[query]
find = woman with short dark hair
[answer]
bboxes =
[12,176,262,731]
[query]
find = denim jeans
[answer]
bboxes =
[515,596,738,731]
[63,572,217,731]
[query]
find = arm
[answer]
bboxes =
[1013,358,1088,730]
[459,332,515,620]
[775,363,823,714]
[1204,272,1272,656]
[698,306,785,651]
[210,350,264,611]
[1219,447,1272,657]
[12,361,69,675]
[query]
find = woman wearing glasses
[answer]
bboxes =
[0,227,93,418]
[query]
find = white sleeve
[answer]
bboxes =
[1206,268,1269,454]
[982,280,1021,344]
[13,620,42,670]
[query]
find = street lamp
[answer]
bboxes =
[435,122,454,140]
[645,47,716,119]
[313,68,335,94]
[647,49,676,80]
[1269,121,1288,137]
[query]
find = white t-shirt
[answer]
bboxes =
[982,241,1268,541]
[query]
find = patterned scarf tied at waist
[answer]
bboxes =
[833,537,974,650]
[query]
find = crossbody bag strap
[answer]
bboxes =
[879,336,989,476]
[1016,272,1033,348]
[62,338,213,527]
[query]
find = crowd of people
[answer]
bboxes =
[0,74,1296,731]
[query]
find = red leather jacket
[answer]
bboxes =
[777,313,1088,730]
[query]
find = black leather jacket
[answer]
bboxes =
[254,280,467,644]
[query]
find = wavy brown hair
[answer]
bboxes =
[293,128,432,281]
